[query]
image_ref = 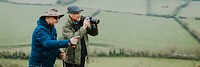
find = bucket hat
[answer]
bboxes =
[41,8,64,18]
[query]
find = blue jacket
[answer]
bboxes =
[29,18,69,67]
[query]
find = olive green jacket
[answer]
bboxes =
[62,15,98,65]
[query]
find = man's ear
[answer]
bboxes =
[45,17,50,23]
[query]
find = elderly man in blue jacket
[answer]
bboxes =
[28,8,79,67]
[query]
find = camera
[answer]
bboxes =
[88,17,100,24]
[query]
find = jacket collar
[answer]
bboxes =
[67,15,74,25]
[37,18,53,29]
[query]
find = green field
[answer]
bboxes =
[150,0,184,15]
[1,57,200,67]
[6,0,57,5]
[178,1,200,18]
[180,19,200,36]
[0,2,96,46]
[87,57,200,67]
[71,0,147,14]
[90,11,200,49]
[1,1,199,49]
[1,0,200,67]
[1,2,199,49]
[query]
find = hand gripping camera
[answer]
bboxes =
[88,17,100,24]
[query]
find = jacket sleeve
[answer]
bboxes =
[62,22,87,39]
[35,28,70,48]
[82,15,98,36]
[87,24,98,36]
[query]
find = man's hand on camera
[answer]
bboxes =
[83,17,90,29]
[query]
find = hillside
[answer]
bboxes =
[1,0,200,67]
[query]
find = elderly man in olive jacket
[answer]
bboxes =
[62,6,98,67]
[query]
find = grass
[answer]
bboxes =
[0,58,28,67]
[70,0,186,15]
[87,57,200,67]
[150,0,184,15]
[0,1,200,67]
[90,11,200,49]
[1,0,199,49]
[0,2,96,46]
[1,1,200,49]
[0,58,62,67]
[6,0,57,5]
[0,2,50,46]
[1,57,200,67]
[180,19,200,35]
[178,1,200,18]
[71,0,147,14]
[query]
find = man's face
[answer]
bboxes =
[46,16,59,27]
[69,12,81,21]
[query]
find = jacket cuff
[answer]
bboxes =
[80,27,87,34]
[59,40,70,48]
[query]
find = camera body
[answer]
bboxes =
[88,17,100,24]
